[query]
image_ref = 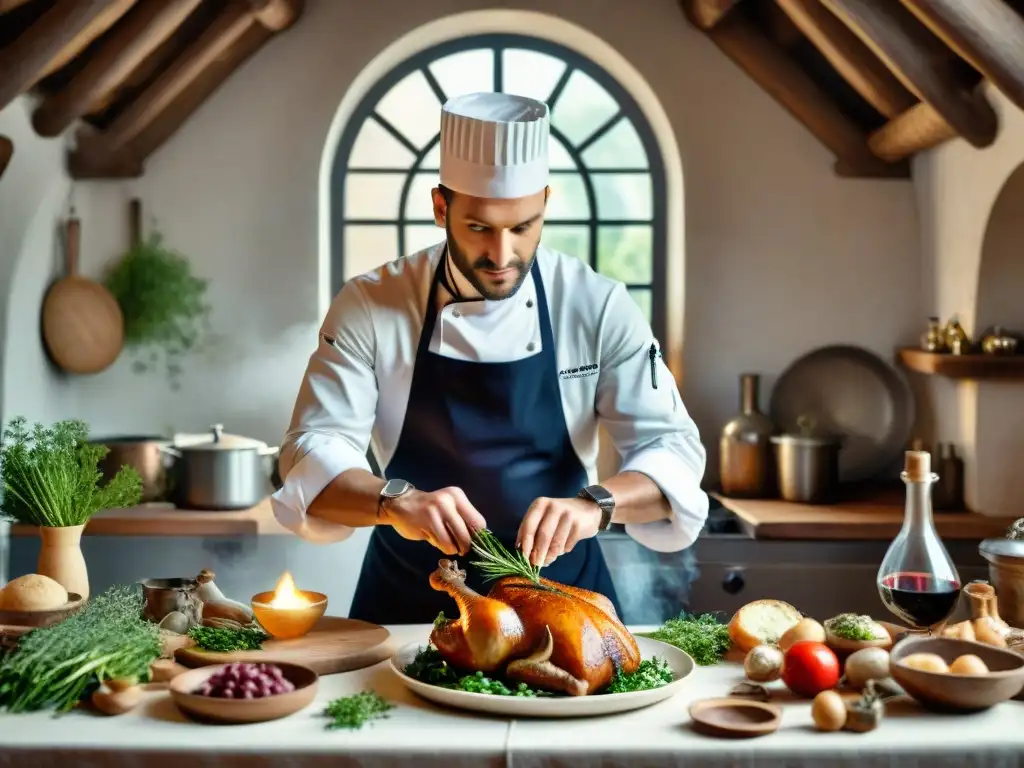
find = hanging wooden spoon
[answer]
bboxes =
[41,208,125,374]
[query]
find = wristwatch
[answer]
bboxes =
[578,485,615,531]
[378,478,414,518]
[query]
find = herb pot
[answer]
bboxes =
[159,424,278,511]
[37,524,89,599]
[770,416,842,504]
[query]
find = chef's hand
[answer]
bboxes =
[382,487,486,556]
[517,497,602,567]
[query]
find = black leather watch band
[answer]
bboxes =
[578,484,615,531]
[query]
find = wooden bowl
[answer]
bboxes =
[890,636,1024,712]
[169,661,318,724]
[250,590,327,640]
[0,593,85,628]
[688,698,782,738]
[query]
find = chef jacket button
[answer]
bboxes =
[527,342,536,352]
[452,308,461,318]
[526,299,534,308]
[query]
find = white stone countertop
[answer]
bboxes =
[0,625,1022,768]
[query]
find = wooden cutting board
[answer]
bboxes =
[175,616,393,676]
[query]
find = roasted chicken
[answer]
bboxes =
[428,559,641,696]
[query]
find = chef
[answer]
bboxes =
[271,91,709,625]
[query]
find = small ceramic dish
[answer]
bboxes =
[0,593,85,628]
[250,590,327,640]
[169,661,318,724]
[890,635,1024,712]
[688,697,782,738]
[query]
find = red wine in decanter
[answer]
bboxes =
[876,450,962,632]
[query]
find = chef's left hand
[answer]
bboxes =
[516,497,602,567]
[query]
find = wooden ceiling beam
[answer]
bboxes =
[898,0,1024,114]
[32,0,136,85]
[868,101,958,162]
[0,0,121,112]
[681,0,741,31]
[681,3,907,178]
[87,3,257,153]
[0,135,12,180]
[69,3,300,178]
[820,0,998,149]
[775,0,915,119]
[32,0,203,138]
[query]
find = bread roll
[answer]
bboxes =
[0,574,68,611]
[728,599,802,653]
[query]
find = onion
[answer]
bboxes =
[744,644,784,682]
[844,647,890,691]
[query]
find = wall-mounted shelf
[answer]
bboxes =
[897,348,1024,380]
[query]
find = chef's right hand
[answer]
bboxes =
[381,487,486,556]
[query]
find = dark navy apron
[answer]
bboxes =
[348,253,622,624]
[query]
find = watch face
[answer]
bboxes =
[585,485,614,505]
[382,479,411,497]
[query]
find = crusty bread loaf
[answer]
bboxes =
[728,599,802,652]
[0,573,68,612]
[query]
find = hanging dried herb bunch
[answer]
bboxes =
[104,224,210,389]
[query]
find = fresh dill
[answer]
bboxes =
[638,613,731,666]
[323,690,394,729]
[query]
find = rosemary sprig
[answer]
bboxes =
[469,529,541,583]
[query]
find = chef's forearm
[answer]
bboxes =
[601,471,673,525]
[306,469,387,528]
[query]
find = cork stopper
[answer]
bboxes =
[904,450,931,482]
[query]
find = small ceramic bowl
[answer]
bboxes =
[0,593,85,628]
[689,698,782,738]
[169,661,318,724]
[890,635,1024,712]
[250,590,327,640]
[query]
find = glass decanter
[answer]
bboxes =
[876,450,961,634]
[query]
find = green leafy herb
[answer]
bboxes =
[433,611,448,629]
[0,417,142,528]
[826,613,883,642]
[187,625,268,653]
[323,690,394,729]
[404,646,545,696]
[604,657,674,693]
[0,585,161,713]
[638,613,731,666]
[469,529,541,583]
[104,226,211,390]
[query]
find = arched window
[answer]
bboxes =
[330,33,668,339]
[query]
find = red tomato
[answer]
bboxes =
[782,641,840,697]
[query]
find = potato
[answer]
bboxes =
[779,618,826,652]
[901,652,949,674]
[812,690,847,732]
[949,654,989,675]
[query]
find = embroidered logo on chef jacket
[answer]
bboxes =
[559,363,599,380]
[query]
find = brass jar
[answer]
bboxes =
[719,373,776,498]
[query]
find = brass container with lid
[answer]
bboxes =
[719,373,776,498]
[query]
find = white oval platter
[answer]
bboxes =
[389,635,695,718]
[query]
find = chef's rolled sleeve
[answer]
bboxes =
[271,280,378,543]
[596,284,709,553]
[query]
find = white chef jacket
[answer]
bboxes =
[271,241,709,552]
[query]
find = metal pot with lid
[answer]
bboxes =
[160,424,279,511]
[979,519,1024,629]
[770,415,843,504]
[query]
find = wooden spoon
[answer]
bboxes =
[41,209,125,374]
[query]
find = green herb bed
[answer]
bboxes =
[401,645,674,697]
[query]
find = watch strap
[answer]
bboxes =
[578,485,615,531]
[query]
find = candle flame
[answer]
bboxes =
[270,571,308,609]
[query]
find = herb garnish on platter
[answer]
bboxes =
[638,613,731,666]
[402,645,673,697]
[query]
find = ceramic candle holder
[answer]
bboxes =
[250,590,327,640]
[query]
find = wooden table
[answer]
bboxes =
[1,624,1022,768]
[713,490,1019,541]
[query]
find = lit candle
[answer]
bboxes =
[250,571,327,640]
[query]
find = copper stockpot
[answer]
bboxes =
[92,436,171,502]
